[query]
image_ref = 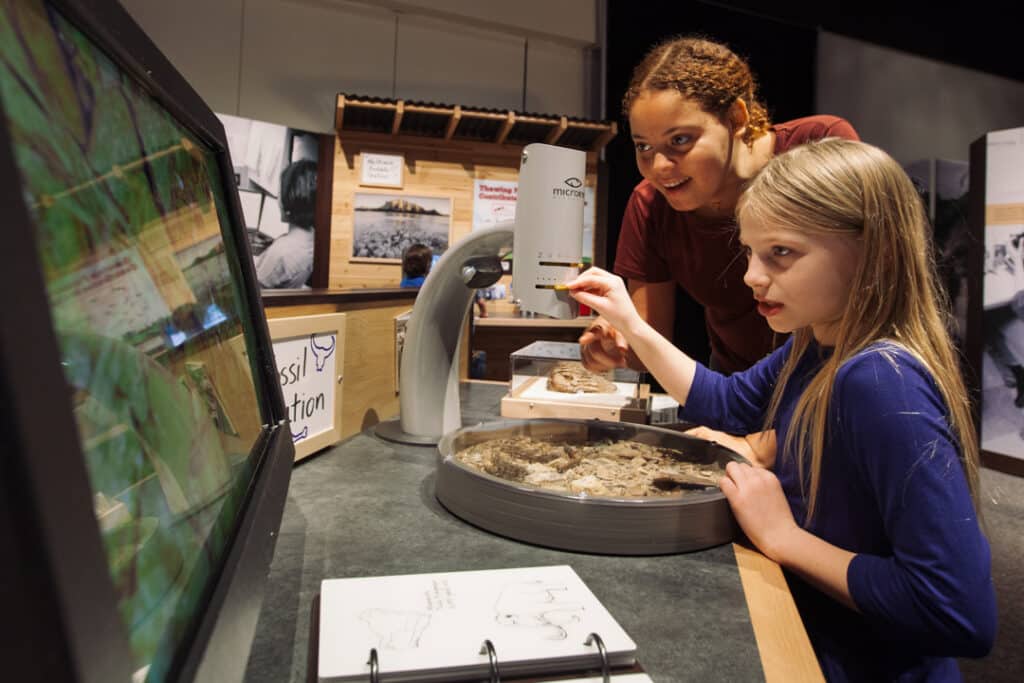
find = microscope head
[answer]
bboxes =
[511,143,586,320]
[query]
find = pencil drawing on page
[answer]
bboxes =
[357,608,432,650]
[493,580,585,640]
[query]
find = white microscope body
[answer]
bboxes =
[375,143,586,445]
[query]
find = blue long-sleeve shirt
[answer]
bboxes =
[681,338,996,682]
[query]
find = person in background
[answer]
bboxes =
[255,159,317,289]
[474,290,488,318]
[581,35,859,376]
[399,243,433,288]
[567,138,996,682]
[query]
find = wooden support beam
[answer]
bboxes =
[391,100,405,135]
[545,115,568,145]
[404,104,456,116]
[495,111,515,145]
[444,105,462,141]
[334,94,347,131]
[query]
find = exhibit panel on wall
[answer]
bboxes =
[216,112,330,290]
[350,191,452,262]
[267,313,346,460]
[328,94,617,289]
[969,127,1024,474]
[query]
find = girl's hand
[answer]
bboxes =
[566,267,643,334]
[578,318,629,371]
[719,461,800,562]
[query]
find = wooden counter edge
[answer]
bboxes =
[473,315,593,328]
[733,542,825,683]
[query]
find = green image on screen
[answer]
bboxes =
[0,2,266,679]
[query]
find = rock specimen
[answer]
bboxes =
[453,436,723,497]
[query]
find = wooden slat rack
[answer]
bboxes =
[335,93,617,153]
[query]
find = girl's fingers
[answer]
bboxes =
[725,461,751,486]
[582,344,620,369]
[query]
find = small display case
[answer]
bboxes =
[501,341,651,423]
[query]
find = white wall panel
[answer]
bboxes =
[395,15,524,110]
[817,32,1024,164]
[525,39,586,117]
[240,0,396,133]
[121,0,243,116]
[370,0,597,45]
[123,0,597,133]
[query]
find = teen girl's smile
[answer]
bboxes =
[629,90,739,213]
[739,217,862,345]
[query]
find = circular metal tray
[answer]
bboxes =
[435,418,747,555]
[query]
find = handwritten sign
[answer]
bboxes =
[360,151,404,188]
[267,313,346,460]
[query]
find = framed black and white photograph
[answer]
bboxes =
[351,191,451,261]
[217,112,325,289]
[970,127,1024,475]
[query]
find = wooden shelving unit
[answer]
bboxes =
[335,93,617,154]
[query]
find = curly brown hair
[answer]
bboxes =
[622,36,771,146]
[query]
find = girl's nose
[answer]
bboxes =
[744,256,769,290]
[652,151,673,173]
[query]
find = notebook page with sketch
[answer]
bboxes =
[317,565,637,682]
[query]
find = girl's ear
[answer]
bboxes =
[728,98,750,139]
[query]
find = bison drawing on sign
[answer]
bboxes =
[310,333,336,372]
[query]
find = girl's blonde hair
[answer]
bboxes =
[622,36,771,147]
[737,138,980,522]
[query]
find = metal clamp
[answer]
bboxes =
[584,632,610,683]
[367,647,378,683]
[479,639,501,682]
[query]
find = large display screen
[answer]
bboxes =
[0,1,266,679]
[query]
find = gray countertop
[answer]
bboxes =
[243,382,763,683]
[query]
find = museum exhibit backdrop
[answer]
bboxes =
[216,113,321,289]
[973,129,1024,462]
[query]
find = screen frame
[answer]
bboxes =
[0,1,294,681]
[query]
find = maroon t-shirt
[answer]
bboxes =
[614,115,859,373]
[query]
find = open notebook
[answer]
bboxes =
[318,565,639,682]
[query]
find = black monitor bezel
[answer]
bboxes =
[0,0,293,681]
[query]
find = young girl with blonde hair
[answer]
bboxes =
[568,138,996,681]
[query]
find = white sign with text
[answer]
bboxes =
[472,179,517,230]
[268,312,346,460]
[360,151,404,188]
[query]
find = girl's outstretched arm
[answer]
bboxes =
[567,267,698,405]
[685,426,778,469]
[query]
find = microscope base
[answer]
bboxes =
[373,417,439,446]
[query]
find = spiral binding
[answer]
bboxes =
[584,632,611,683]
[362,632,610,682]
[366,648,378,683]
[479,639,500,682]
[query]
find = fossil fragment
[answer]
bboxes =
[454,435,724,497]
[546,361,618,394]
